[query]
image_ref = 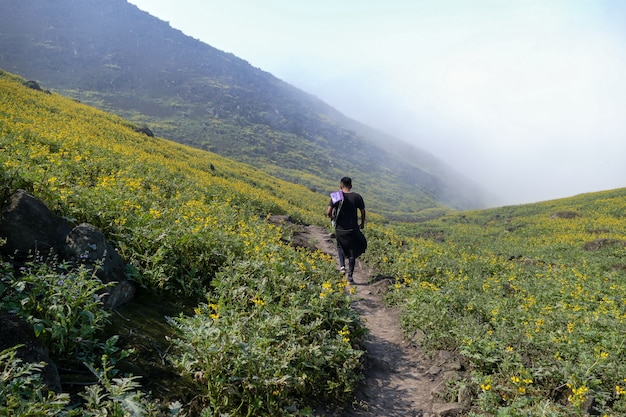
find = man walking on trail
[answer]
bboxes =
[327,177,367,283]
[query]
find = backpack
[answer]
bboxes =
[330,191,343,228]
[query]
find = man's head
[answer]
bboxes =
[340,177,352,190]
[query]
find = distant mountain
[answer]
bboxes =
[0,0,486,218]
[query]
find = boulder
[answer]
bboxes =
[64,223,135,308]
[0,189,134,309]
[0,311,62,393]
[134,126,154,137]
[0,189,72,259]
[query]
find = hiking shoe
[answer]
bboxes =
[340,266,346,274]
[347,275,354,283]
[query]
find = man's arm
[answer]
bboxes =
[359,208,366,229]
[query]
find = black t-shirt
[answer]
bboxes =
[330,192,365,230]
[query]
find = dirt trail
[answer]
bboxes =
[301,223,455,417]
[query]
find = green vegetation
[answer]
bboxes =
[2,68,625,416]
[364,189,626,415]
[0,70,364,415]
[0,0,482,217]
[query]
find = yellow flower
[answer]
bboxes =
[567,384,589,407]
[480,377,492,391]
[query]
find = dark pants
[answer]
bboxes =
[337,241,356,277]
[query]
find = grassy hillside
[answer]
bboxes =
[4,68,626,415]
[0,0,482,217]
[0,70,365,416]
[363,188,626,415]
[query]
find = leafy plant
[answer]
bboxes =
[168,257,365,416]
[80,355,176,417]
[0,346,73,416]
[3,260,112,358]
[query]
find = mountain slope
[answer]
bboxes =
[0,0,486,218]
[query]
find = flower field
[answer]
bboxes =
[3,68,626,416]
[365,190,626,415]
[0,70,364,415]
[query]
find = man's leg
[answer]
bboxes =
[337,241,346,273]
[347,250,356,282]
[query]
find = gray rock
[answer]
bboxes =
[0,311,61,393]
[0,189,134,309]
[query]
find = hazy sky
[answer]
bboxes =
[128,0,626,206]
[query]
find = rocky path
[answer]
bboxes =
[299,223,464,417]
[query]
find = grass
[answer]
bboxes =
[0,70,364,416]
[363,189,626,416]
[3,67,626,416]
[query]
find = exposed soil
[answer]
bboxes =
[298,222,461,417]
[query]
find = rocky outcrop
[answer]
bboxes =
[0,189,135,309]
[0,189,72,258]
[0,311,62,393]
[134,126,154,137]
[64,223,135,309]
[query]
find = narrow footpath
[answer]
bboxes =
[298,223,466,417]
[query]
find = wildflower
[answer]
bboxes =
[567,384,589,408]
[480,377,492,391]
[149,208,162,218]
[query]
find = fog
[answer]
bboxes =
[128,0,626,207]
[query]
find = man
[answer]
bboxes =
[327,177,367,282]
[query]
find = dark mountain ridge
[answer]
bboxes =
[0,0,486,218]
